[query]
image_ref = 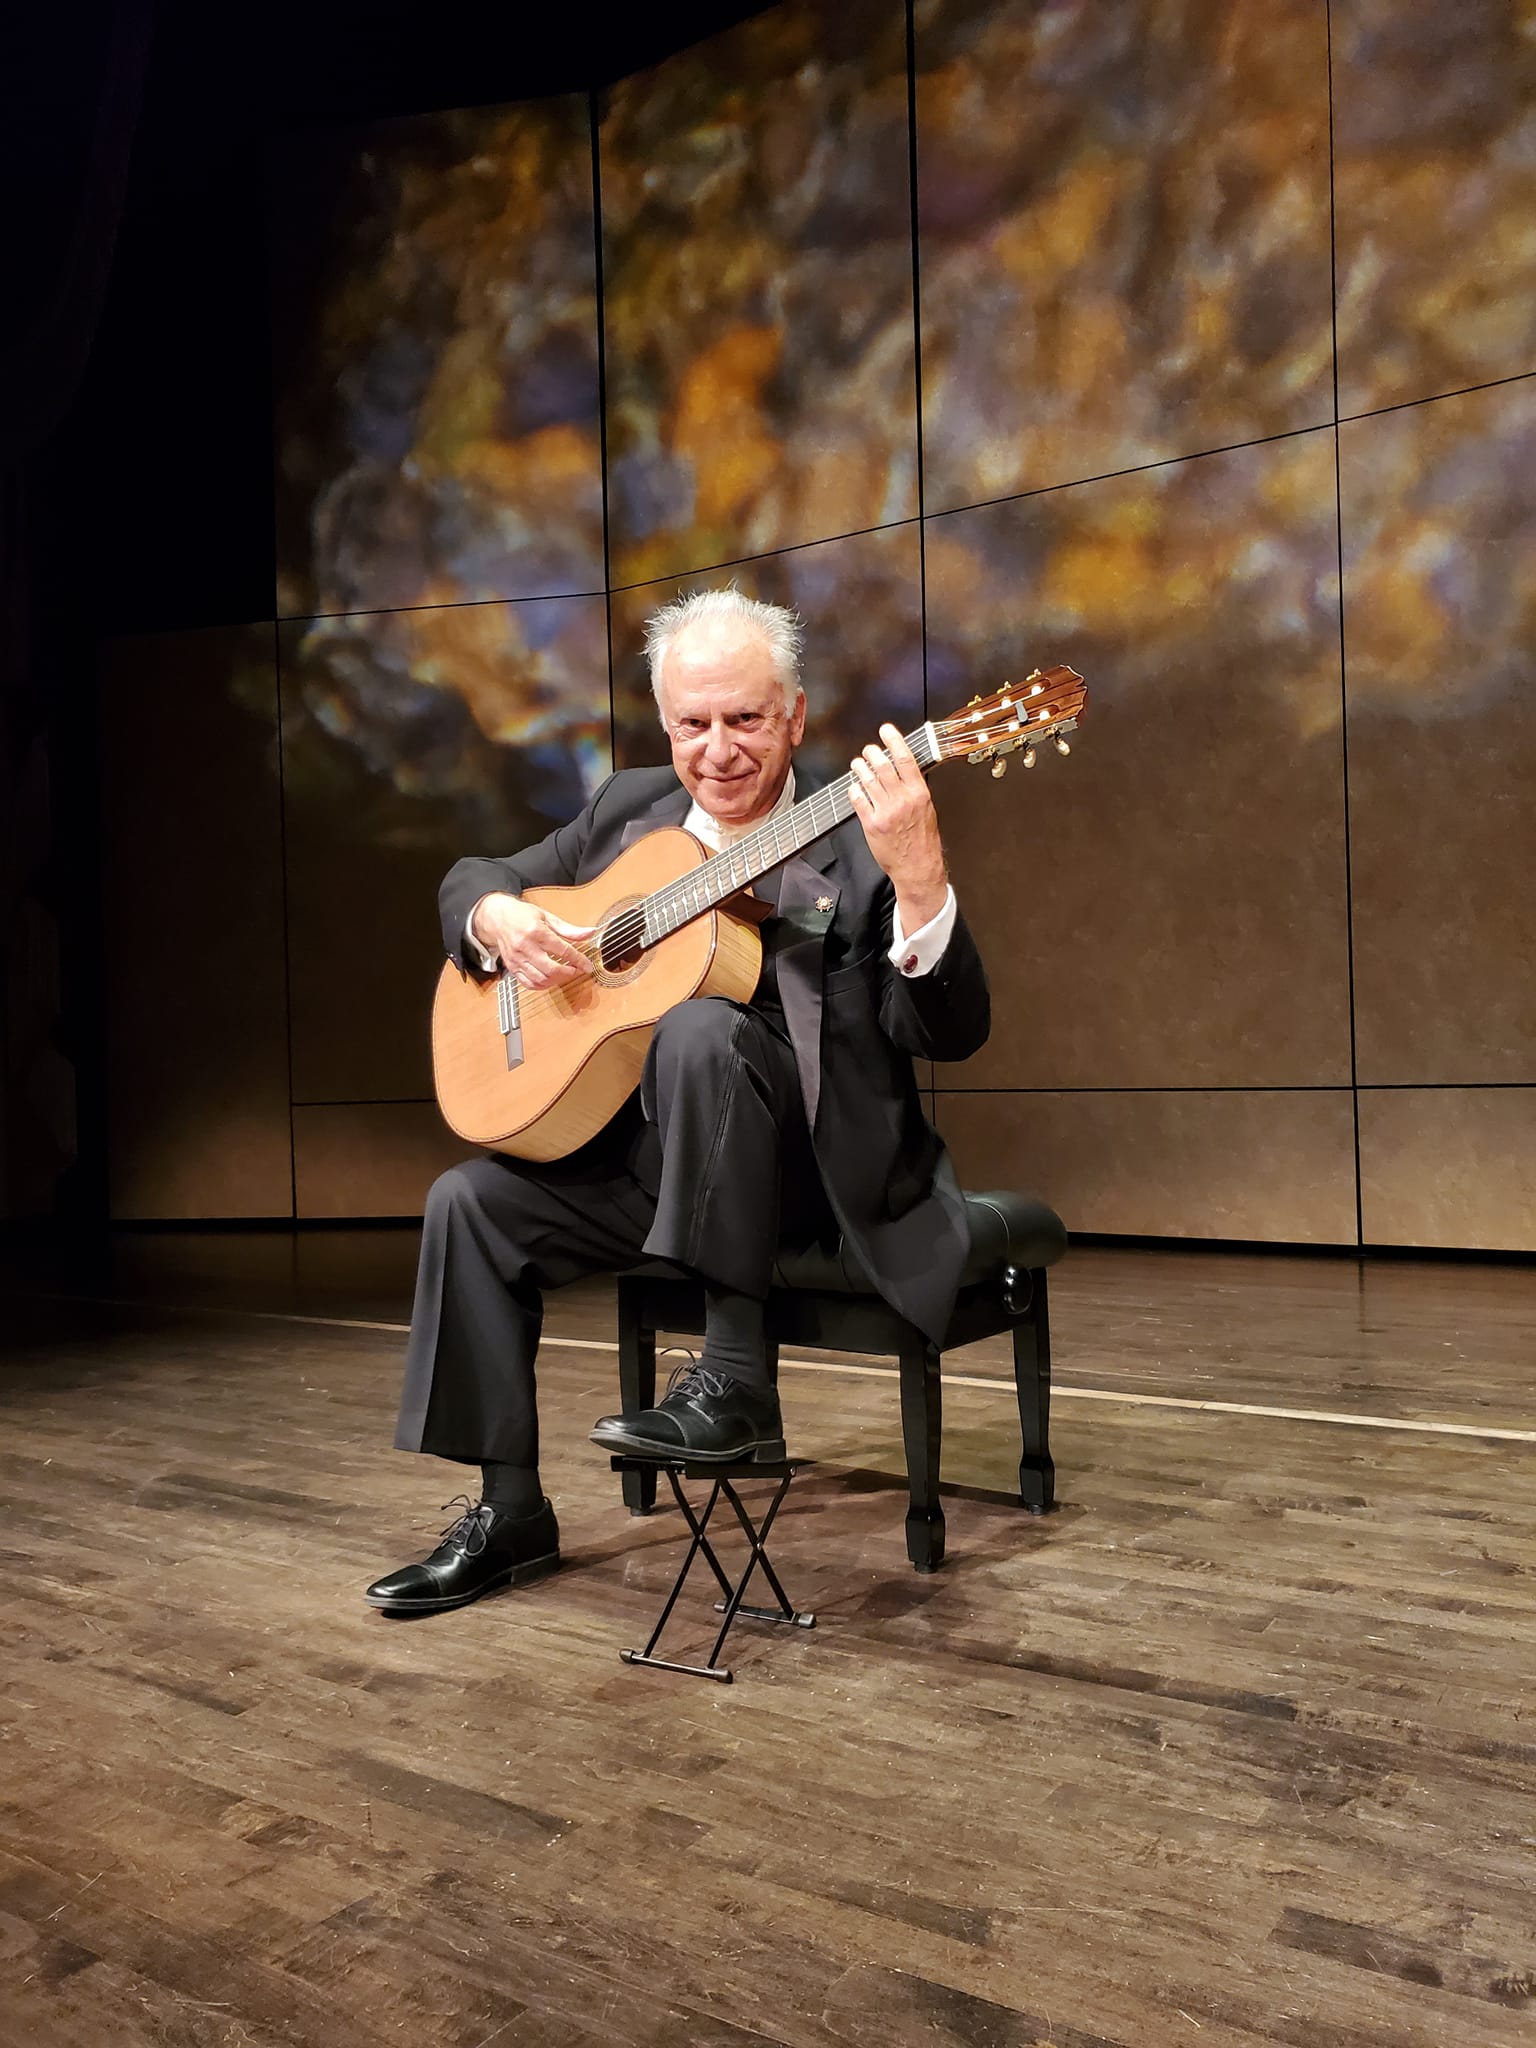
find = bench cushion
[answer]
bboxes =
[621,1189,1066,1298]
[774,1188,1066,1294]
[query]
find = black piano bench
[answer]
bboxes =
[614,1190,1067,1574]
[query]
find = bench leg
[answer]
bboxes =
[1014,1267,1055,1514]
[898,1335,945,1572]
[615,1279,657,1516]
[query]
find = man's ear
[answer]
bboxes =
[788,689,808,747]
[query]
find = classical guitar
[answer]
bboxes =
[432,667,1087,1159]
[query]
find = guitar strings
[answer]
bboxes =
[484,730,977,1025]
[497,766,867,1021]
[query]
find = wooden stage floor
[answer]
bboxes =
[1,1232,1533,2048]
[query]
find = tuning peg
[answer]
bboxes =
[1053,734,1071,756]
[991,756,1008,779]
[1022,746,1036,768]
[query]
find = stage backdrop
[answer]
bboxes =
[101,0,1536,1248]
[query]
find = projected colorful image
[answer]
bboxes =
[271,96,608,846]
[273,94,604,622]
[600,0,918,586]
[926,430,1342,736]
[914,0,1334,511]
[1341,378,1536,722]
[1332,0,1536,415]
[279,597,612,851]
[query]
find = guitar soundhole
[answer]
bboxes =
[595,898,648,984]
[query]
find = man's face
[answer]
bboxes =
[658,624,806,828]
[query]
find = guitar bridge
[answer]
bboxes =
[496,972,524,1070]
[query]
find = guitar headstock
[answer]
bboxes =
[933,665,1087,777]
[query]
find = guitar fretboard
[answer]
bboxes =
[637,721,940,946]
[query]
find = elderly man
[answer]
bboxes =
[366,589,989,1614]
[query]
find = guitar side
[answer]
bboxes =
[431,829,762,1160]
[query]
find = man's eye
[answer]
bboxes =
[730,715,763,731]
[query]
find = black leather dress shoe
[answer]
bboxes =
[590,1365,786,1462]
[364,1497,559,1615]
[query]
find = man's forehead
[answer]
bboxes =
[662,629,780,707]
[665,619,772,673]
[665,672,781,713]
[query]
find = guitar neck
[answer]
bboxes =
[638,720,942,946]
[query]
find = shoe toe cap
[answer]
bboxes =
[365,1563,435,1605]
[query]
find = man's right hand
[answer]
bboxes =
[470,894,594,989]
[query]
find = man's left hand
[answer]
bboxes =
[848,723,949,931]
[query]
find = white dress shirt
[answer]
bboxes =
[467,767,958,977]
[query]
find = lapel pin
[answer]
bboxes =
[816,895,833,914]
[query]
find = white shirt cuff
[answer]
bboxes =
[888,885,958,977]
[466,899,499,973]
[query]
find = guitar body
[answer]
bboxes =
[432,828,763,1161]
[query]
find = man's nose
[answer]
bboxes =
[702,721,739,768]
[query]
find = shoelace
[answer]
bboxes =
[437,1495,491,1557]
[664,1359,732,1403]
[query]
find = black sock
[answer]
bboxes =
[479,1462,544,1519]
[701,1286,774,1391]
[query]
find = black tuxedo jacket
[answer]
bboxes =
[438,764,991,1346]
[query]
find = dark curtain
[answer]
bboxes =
[1,2,153,1218]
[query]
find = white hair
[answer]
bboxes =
[643,586,804,722]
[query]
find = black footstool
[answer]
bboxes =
[609,1453,815,1683]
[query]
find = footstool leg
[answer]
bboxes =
[898,1335,945,1572]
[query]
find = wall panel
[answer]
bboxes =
[1342,378,1536,1086]
[600,0,917,585]
[102,628,293,1219]
[929,433,1352,1091]
[1358,1089,1536,1253]
[938,1089,1358,1244]
[293,1103,468,1219]
[915,0,1333,511]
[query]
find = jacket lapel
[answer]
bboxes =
[768,770,844,1132]
[775,853,841,1131]
[620,784,692,847]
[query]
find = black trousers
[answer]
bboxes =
[394,998,832,1466]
